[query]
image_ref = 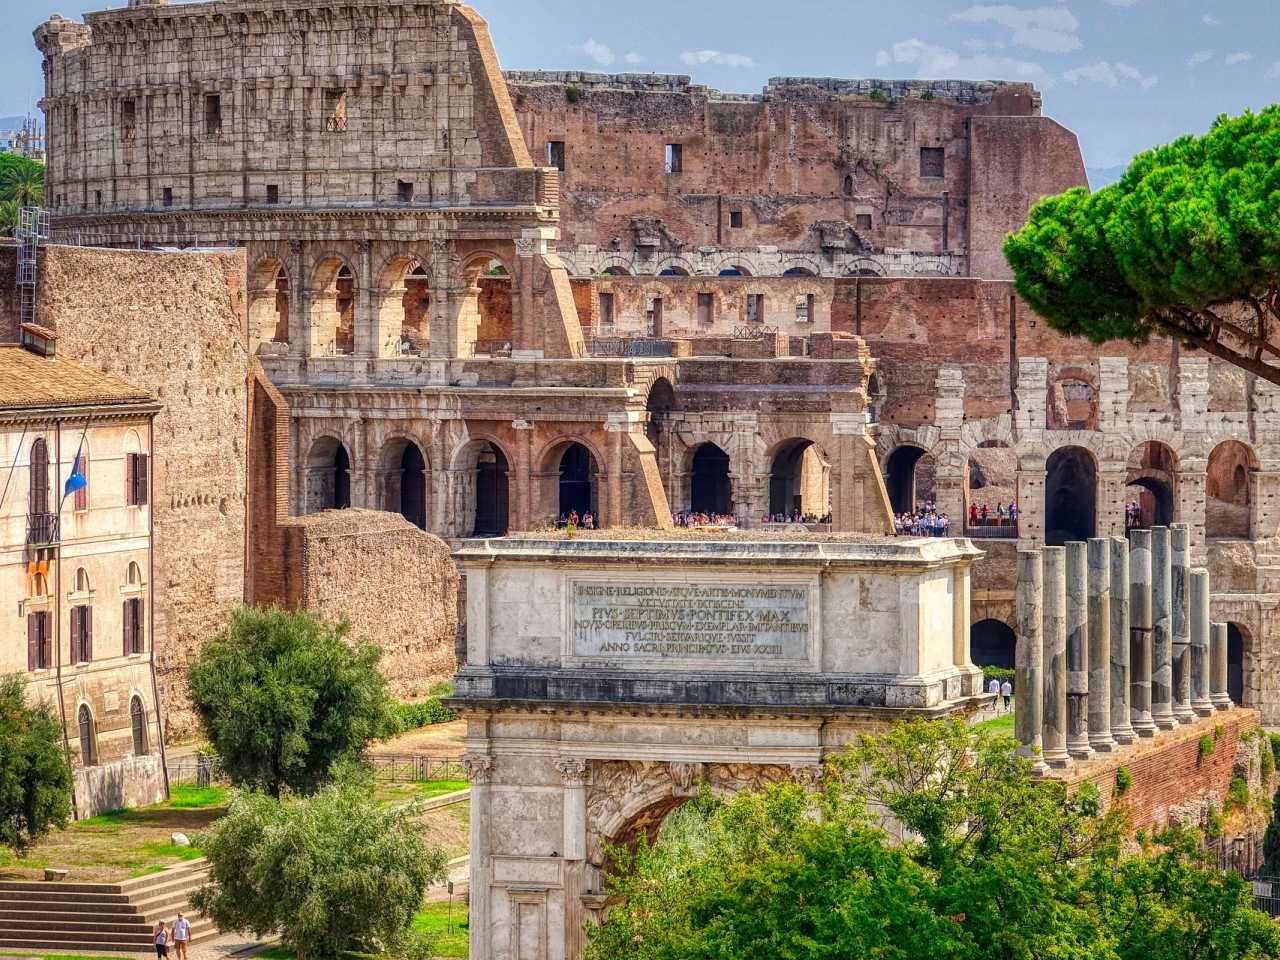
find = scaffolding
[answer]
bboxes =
[15,206,50,330]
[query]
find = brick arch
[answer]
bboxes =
[846,257,887,277]
[652,254,697,277]
[778,254,824,276]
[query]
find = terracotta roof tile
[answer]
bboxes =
[0,346,153,411]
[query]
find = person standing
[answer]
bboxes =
[153,921,169,959]
[1000,679,1013,711]
[172,912,191,960]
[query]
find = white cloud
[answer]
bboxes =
[1187,50,1215,67]
[580,38,614,66]
[875,38,1054,87]
[679,49,754,68]
[1202,13,1221,26]
[1224,51,1253,66]
[950,5,1081,53]
[1063,61,1158,89]
[623,52,644,65]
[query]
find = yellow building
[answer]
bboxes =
[0,334,165,815]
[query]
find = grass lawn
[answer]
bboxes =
[974,711,1015,735]
[253,900,470,960]
[3,953,128,960]
[375,779,470,807]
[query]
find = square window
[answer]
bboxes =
[665,143,683,174]
[729,211,743,229]
[920,147,945,179]
[547,140,565,171]
[855,213,872,231]
[397,179,414,203]
[266,184,279,204]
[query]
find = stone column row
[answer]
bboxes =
[1014,526,1227,771]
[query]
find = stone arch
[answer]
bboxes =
[718,264,751,278]
[779,254,824,277]
[305,435,352,513]
[376,253,432,357]
[1125,441,1178,529]
[248,256,290,347]
[1045,445,1097,545]
[971,618,1016,669]
[965,440,1016,530]
[77,702,97,767]
[688,442,732,516]
[309,254,357,356]
[768,438,830,519]
[883,444,935,515]
[377,436,429,530]
[1206,439,1258,540]
[130,694,148,757]
[453,438,511,537]
[645,377,676,445]
[458,252,514,356]
[846,257,886,277]
[1047,369,1098,431]
[537,438,602,522]
[654,255,696,277]
[600,265,631,277]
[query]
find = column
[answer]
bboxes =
[1109,537,1136,744]
[556,757,589,960]
[354,239,376,357]
[1041,547,1070,768]
[288,239,306,357]
[1015,550,1047,774]
[1065,541,1093,760]
[1190,569,1214,716]
[1211,621,1232,710]
[1170,524,1195,723]
[1150,526,1177,730]
[1129,529,1156,737]
[1087,538,1114,752]
[463,753,494,960]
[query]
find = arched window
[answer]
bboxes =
[29,438,49,515]
[75,568,91,593]
[127,562,142,586]
[842,174,854,197]
[78,704,96,766]
[130,696,147,756]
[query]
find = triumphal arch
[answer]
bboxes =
[451,533,986,960]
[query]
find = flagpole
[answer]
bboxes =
[59,418,90,510]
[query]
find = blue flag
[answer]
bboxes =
[64,452,87,497]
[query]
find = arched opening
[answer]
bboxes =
[309,258,357,356]
[783,267,816,277]
[842,174,854,196]
[127,561,142,586]
[659,266,690,277]
[558,443,599,521]
[1047,376,1097,431]
[78,704,96,766]
[305,437,352,513]
[1207,440,1258,539]
[965,440,1017,533]
[460,256,513,357]
[769,439,830,520]
[378,439,428,530]
[718,265,750,277]
[970,619,1016,669]
[1227,623,1246,705]
[601,266,630,277]
[473,443,510,537]
[130,695,147,756]
[402,264,431,355]
[1125,441,1177,530]
[248,259,291,346]
[689,443,732,516]
[646,377,675,446]
[1045,446,1096,546]
[883,445,932,515]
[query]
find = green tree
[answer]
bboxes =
[1005,106,1280,385]
[0,200,18,237]
[191,772,446,960]
[588,720,1280,960]
[0,674,73,853]
[187,607,392,797]
[1,158,44,209]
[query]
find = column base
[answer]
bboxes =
[1212,696,1233,710]
[1173,705,1196,724]
[1191,700,1215,717]
[1152,710,1177,730]
[1088,736,1115,752]
[1043,748,1072,769]
[1111,729,1137,745]
[1132,717,1158,738]
[1067,740,1093,761]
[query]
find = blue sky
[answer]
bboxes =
[6,0,1278,168]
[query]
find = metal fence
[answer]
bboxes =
[166,752,467,787]
[1252,876,1280,917]
[587,336,675,358]
[964,523,1019,540]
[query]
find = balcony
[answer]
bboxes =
[27,512,59,547]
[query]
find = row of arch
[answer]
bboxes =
[77,695,149,768]
[588,255,907,280]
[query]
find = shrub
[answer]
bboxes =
[389,697,457,734]
[1262,739,1276,780]
[1198,735,1215,761]
[1214,724,1225,741]
[1114,766,1132,797]
[1269,733,1280,771]
[0,674,73,853]
[1227,776,1250,811]
[868,90,890,104]
[1206,803,1225,840]
[566,85,583,104]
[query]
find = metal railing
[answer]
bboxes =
[964,522,1019,540]
[587,336,675,358]
[26,512,59,547]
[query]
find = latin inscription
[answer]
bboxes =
[572,581,810,662]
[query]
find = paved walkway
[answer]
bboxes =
[1,930,270,960]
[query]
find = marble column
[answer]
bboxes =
[1211,621,1232,710]
[556,758,590,960]
[1087,539,1114,752]
[1190,569,1214,716]
[1065,541,1093,760]
[1150,526,1177,730]
[1109,537,1136,744]
[1129,529,1157,737]
[1170,524,1195,723]
[463,753,494,960]
[1015,550,1048,774]
[1042,546,1070,768]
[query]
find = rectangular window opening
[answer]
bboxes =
[121,99,136,140]
[266,184,279,205]
[547,140,565,171]
[162,187,174,208]
[796,294,815,323]
[855,213,873,231]
[746,293,764,324]
[94,190,102,207]
[397,179,414,203]
[920,146,945,179]
[325,89,348,132]
[697,292,714,326]
[205,94,222,137]
[598,291,614,327]
[729,210,743,229]
[665,143,683,174]
[645,297,663,337]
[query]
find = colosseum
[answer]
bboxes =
[33,0,1280,723]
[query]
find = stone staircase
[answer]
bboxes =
[0,859,215,954]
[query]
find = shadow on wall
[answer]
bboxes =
[74,755,166,818]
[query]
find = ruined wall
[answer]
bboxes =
[281,509,458,696]
[27,244,248,740]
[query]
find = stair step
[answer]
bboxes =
[118,860,209,895]
[0,904,141,920]
[0,938,154,953]
[1,918,154,934]
[0,927,156,945]
[0,881,130,895]
[0,889,131,905]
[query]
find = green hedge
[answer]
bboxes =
[388,696,456,734]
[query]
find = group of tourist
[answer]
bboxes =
[672,510,739,528]
[762,510,832,525]
[558,510,596,530]
[1124,501,1146,529]
[895,503,952,537]
[986,676,1014,711]
[968,501,1018,526]
[151,913,191,959]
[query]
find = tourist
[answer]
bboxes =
[980,503,989,523]
[1000,678,1013,711]
[969,503,978,527]
[582,512,595,530]
[172,913,191,960]
[1008,501,1018,523]
[987,676,1000,699]
[567,509,579,527]
[153,921,169,959]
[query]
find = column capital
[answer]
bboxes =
[555,757,590,787]
[463,753,495,785]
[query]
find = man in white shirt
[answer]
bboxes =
[987,677,1001,699]
[1000,680,1013,711]
[172,912,191,960]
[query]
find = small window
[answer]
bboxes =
[78,704,96,767]
[855,213,873,232]
[547,140,565,171]
[205,94,222,137]
[71,605,93,664]
[126,453,149,507]
[162,187,174,208]
[27,612,52,671]
[697,292,714,326]
[598,292,615,327]
[325,89,348,132]
[665,143,683,174]
[73,445,89,511]
[842,174,854,196]
[266,184,279,204]
[645,297,663,337]
[127,561,143,587]
[796,294,815,324]
[920,147,945,179]
[123,596,145,656]
[746,293,764,324]
[130,696,147,756]
[397,180,414,203]
[121,99,137,140]
[729,211,743,229]
[69,105,79,149]
[94,190,102,207]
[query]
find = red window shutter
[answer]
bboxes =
[126,454,136,507]
[39,613,51,669]
[27,615,36,671]
[123,599,132,654]
[71,606,81,663]
[84,607,93,661]
[75,451,88,511]
[137,456,149,506]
